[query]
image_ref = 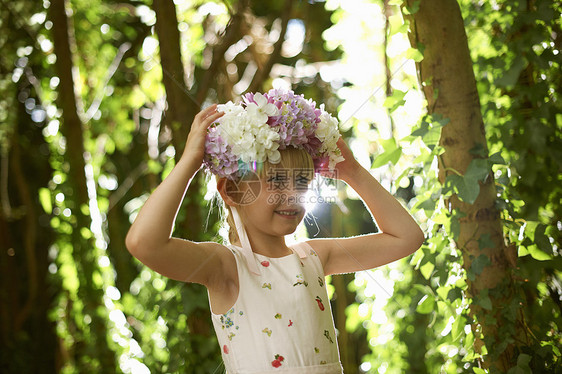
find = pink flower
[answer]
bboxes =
[261,260,270,267]
[271,354,285,367]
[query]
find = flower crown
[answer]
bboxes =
[203,88,344,180]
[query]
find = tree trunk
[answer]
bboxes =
[0,88,58,374]
[152,0,212,343]
[403,1,521,371]
[50,0,116,370]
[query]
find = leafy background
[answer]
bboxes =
[0,0,560,373]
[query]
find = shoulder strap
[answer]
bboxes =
[231,207,261,276]
[291,242,310,259]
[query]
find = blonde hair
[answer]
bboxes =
[218,147,314,245]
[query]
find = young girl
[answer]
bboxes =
[126,89,424,373]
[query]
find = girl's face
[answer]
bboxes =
[236,167,312,237]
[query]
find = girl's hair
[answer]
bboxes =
[219,147,314,245]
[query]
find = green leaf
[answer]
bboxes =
[471,254,492,275]
[372,147,402,168]
[488,152,506,165]
[392,22,409,36]
[422,127,442,151]
[469,143,487,157]
[416,294,435,314]
[148,159,163,174]
[527,245,552,261]
[409,248,424,267]
[473,368,487,374]
[477,289,493,310]
[372,138,402,168]
[413,196,436,216]
[383,90,407,112]
[451,315,466,341]
[496,55,527,88]
[478,233,495,250]
[39,187,52,214]
[516,353,531,367]
[444,159,488,204]
[479,296,492,310]
[406,47,423,62]
[465,158,490,183]
[446,174,480,204]
[450,213,461,239]
[420,261,434,280]
[509,368,526,374]
[447,287,463,303]
[403,0,420,15]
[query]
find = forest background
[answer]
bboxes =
[0,0,560,373]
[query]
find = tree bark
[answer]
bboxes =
[403,1,520,371]
[0,89,58,374]
[152,0,211,342]
[50,0,116,370]
[247,0,293,93]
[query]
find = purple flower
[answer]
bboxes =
[202,88,341,180]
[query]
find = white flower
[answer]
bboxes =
[217,101,244,115]
[246,93,279,124]
[219,107,280,164]
[317,110,340,154]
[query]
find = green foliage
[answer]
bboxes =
[460,0,562,370]
[3,0,561,372]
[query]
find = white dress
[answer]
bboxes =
[208,241,344,374]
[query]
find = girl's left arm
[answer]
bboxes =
[308,137,425,276]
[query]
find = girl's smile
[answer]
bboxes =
[274,209,302,219]
[275,209,299,219]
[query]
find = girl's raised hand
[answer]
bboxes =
[182,104,224,167]
[319,136,362,181]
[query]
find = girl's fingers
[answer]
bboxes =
[196,104,218,120]
[201,110,224,126]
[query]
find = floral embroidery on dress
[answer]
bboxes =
[324,330,334,344]
[315,296,325,311]
[271,354,285,368]
[210,243,342,372]
[293,274,308,287]
[219,307,243,336]
[219,308,235,329]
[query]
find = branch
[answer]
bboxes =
[247,0,293,93]
[11,130,38,332]
[195,0,247,103]
[108,161,148,211]
[0,143,10,218]
[83,42,132,122]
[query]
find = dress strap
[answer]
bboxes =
[290,241,310,259]
[231,206,261,276]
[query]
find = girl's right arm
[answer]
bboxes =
[125,104,227,288]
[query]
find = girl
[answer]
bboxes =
[126,90,424,373]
